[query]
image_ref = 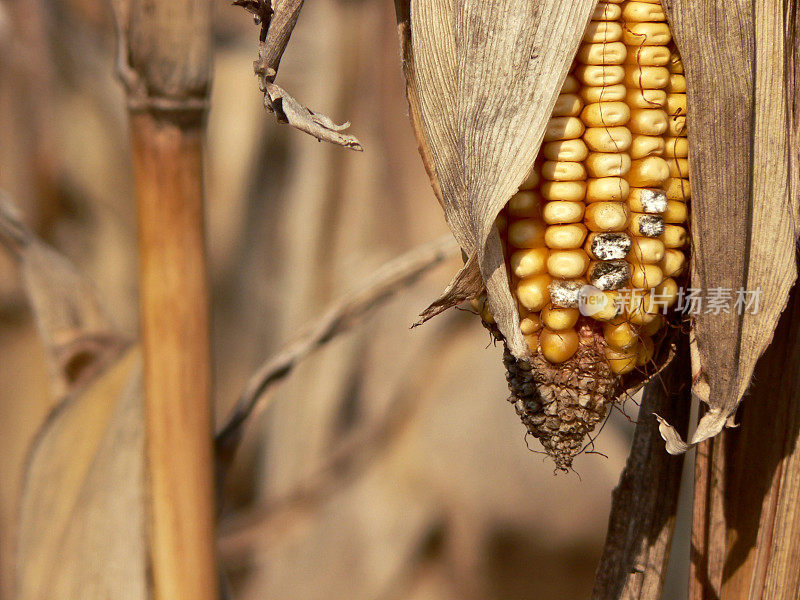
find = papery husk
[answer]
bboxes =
[657,0,800,452]
[395,0,800,456]
[395,0,598,358]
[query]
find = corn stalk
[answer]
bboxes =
[111,0,218,598]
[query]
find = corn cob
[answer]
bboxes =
[485,0,689,470]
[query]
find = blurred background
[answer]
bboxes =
[0,0,691,598]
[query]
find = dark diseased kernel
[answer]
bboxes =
[589,260,631,291]
[590,232,632,260]
[638,188,668,213]
[636,214,666,237]
[548,279,585,308]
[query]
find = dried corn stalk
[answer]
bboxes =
[394,0,799,467]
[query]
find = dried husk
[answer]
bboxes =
[395,0,800,455]
[657,0,800,451]
[396,0,598,357]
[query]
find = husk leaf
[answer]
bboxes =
[658,0,800,451]
[395,0,598,357]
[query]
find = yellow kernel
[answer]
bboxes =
[580,84,627,103]
[626,156,670,187]
[666,74,686,93]
[542,201,585,224]
[628,236,665,263]
[520,312,542,335]
[668,54,684,73]
[545,223,588,249]
[624,45,670,66]
[604,321,638,350]
[605,346,637,374]
[511,247,549,278]
[586,177,630,202]
[583,126,632,152]
[660,224,688,248]
[593,2,622,20]
[541,161,587,181]
[541,304,580,330]
[625,88,667,109]
[666,93,687,116]
[577,41,627,65]
[585,202,629,232]
[668,115,687,136]
[552,93,584,117]
[659,249,686,277]
[630,262,664,288]
[508,219,547,248]
[582,20,623,43]
[544,116,585,141]
[642,314,664,336]
[627,292,660,326]
[664,137,689,158]
[622,22,672,46]
[625,46,670,67]
[628,109,669,136]
[585,152,631,178]
[622,2,666,22]
[664,200,688,223]
[517,273,552,311]
[519,166,540,190]
[543,139,589,162]
[665,177,691,200]
[652,277,680,308]
[630,135,665,159]
[508,190,543,217]
[636,336,655,366]
[624,66,670,89]
[580,101,631,127]
[524,333,540,354]
[560,74,580,93]
[541,180,586,202]
[575,64,626,87]
[583,289,623,321]
[547,249,591,278]
[667,157,690,178]
[540,328,580,363]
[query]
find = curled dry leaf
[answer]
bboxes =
[235,0,364,150]
[0,193,128,399]
[394,0,798,462]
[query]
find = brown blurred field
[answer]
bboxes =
[0,1,689,598]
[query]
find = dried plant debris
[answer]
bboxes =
[234,0,362,150]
